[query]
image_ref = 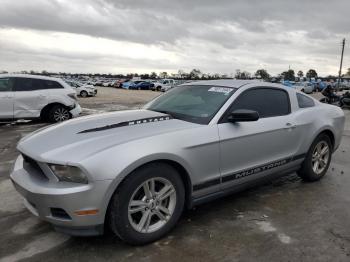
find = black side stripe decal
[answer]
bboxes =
[78,115,173,134]
[193,178,221,191]
[193,153,307,191]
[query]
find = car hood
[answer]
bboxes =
[18,110,197,164]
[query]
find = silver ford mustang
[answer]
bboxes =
[10,80,345,244]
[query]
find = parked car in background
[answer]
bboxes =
[114,79,127,88]
[294,82,314,94]
[0,74,81,122]
[122,80,135,89]
[130,81,155,90]
[152,79,176,91]
[10,80,344,245]
[65,80,97,97]
[122,80,144,89]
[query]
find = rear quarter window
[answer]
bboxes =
[297,93,315,108]
[42,80,64,89]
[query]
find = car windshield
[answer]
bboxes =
[145,85,237,124]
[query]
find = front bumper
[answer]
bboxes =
[88,90,97,96]
[10,155,112,236]
[69,104,82,118]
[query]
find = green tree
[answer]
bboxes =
[346,68,350,76]
[159,72,168,79]
[189,69,201,79]
[281,69,295,81]
[297,70,304,78]
[306,69,318,79]
[235,70,251,79]
[150,72,157,79]
[255,69,270,80]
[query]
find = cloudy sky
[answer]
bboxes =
[0,0,348,76]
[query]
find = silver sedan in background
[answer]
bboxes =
[11,80,345,245]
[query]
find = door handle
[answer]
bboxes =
[285,123,296,129]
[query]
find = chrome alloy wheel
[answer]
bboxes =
[53,107,70,122]
[128,177,176,234]
[312,141,330,175]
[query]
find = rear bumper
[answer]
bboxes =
[10,155,112,236]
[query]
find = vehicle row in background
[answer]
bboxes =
[283,79,350,94]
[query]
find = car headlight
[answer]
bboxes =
[49,165,88,184]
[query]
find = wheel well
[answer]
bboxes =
[318,130,335,149]
[40,103,68,119]
[109,159,192,210]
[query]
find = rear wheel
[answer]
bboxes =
[109,163,185,245]
[48,105,70,123]
[297,134,332,182]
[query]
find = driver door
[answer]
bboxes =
[0,77,14,119]
[218,87,301,190]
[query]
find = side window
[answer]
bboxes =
[0,78,12,92]
[230,88,290,118]
[42,80,64,89]
[14,78,35,91]
[297,93,315,108]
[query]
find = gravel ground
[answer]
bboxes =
[78,87,160,112]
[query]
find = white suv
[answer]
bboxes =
[0,74,82,122]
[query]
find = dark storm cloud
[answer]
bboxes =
[1,0,349,45]
[0,0,348,74]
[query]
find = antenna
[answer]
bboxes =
[337,38,345,90]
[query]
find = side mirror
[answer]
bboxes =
[228,109,259,122]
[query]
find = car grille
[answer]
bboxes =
[22,154,48,180]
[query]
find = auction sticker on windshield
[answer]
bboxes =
[208,87,233,95]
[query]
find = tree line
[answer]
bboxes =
[1,68,350,80]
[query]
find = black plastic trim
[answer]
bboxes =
[192,153,306,192]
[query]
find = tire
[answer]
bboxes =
[48,105,71,123]
[109,163,185,245]
[80,91,88,97]
[156,86,161,91]
[297,134,332,182]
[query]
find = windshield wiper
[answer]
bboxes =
[149,109,178,118]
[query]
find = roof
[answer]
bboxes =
[181,79,262,88]
[0,73,61,81]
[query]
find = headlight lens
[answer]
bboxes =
[49,165,88,184]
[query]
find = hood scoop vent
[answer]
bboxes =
[78,115,173,134]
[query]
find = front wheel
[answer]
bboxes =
[297,134,332,182]
[48,105,71,123]
[80,91,88,97]
[109,163,185,245]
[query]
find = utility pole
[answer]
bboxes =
[337,38,345,90]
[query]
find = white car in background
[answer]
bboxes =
[0,74,81,122]
[294,82,314,94]
[152,79,177,92]
[65,80,97,97]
